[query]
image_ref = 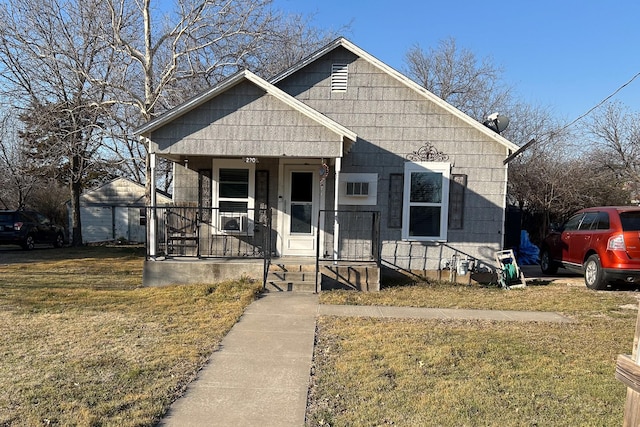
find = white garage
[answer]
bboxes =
[70,178,172,244]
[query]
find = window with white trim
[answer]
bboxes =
[213,160,255,233]
[339,173,377,205]
[402,162,450,241]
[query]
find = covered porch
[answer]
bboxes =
[141,204,381,291]
[133,70,380,290]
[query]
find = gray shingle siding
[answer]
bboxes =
[276,47,509,270]
[151,80,345,158]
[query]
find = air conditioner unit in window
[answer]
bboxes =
[346,182,369,196]
[220,213,246,232]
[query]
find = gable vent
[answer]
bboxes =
[331,63,348,92]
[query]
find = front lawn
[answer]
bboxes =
[307,282,639,426]
[0,247,261,426]
[2,247,637,426]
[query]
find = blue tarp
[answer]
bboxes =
[517,230,540,265]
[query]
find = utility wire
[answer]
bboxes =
[505,71,640,164]
[558,71,640,133]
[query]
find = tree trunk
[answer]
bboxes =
[70,154,83,246]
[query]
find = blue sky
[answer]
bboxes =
[273,0,640,122]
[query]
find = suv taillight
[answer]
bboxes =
[607,234,627,251]
[13,221,23,231]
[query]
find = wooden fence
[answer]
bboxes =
[616,304,640,426]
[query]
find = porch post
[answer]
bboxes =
[333,157,341,263]
[149,151,157,259]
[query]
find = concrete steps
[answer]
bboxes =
[265,263,317,293]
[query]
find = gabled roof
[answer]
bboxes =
[71,177,172,205]
[270,37,520,153]
[135,69,357,147]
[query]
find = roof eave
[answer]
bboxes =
[134,70,250,136]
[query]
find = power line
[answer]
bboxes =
[559,71,640,132]
[505,71,640,164]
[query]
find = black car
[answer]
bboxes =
[0,210,66,250]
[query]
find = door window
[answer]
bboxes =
[290,172,313,234]
[562,214,583,231]
[593,212,610,230]
[578,212,599,230]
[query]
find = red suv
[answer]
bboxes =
[540,206,640,289]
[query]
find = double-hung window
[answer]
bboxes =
[402,162,450,241]
[214,160,254,233]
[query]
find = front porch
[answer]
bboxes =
[143,257,380,292]
[142,206,381,291]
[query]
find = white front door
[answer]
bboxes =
[282,165,320,256]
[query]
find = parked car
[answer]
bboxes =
[540,206,640,290]
[0,210,66,250]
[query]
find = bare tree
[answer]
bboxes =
[507,105,631,241]
[100,0,342,197]
[0,112,37,209]
[0,0,117,245]
[586,101,640,192]
[255,12,348,79]
[404,37,511,122]
[0,0,338,244]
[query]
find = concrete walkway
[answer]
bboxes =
[159,293,571,426]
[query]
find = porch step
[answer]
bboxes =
[264,280,317,293]
[269,263,317,273]
[265,263,317,293]
[267,271,315,282]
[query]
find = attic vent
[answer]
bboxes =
[331,63,348,92]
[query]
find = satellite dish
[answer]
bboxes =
[483,113,509,134]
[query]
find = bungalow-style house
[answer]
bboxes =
[136,37,519,290]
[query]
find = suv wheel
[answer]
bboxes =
[21,235,35,250]
[53,233,64,248]
[540,249,558,274]
[584,254,607,290]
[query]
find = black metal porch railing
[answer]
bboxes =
[146,206,379,291]
[148,206,274,259]
[315,209,381,293]
[316,210,381,263]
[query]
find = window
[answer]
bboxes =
[593,212,610,230]
[402,162,450,241]
[578,212,599,230]
[562,214,583,231]
[339,173,377,205]
[214,160,255,233]
[620,211,640,231]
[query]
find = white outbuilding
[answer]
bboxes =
[69,177,172,244]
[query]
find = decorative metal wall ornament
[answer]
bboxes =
[406,142,449,162]
[319,161,330,183]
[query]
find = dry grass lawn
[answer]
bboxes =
[2,247,639,426]
[307,281,640,426]
[0,246,261,426]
